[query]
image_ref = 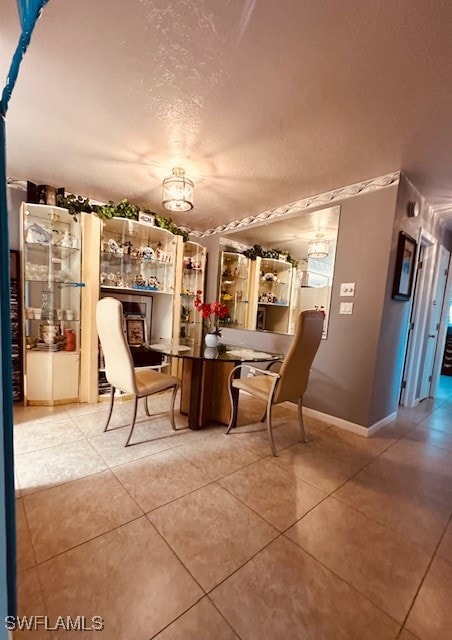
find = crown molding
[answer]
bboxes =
[190,170,400,238]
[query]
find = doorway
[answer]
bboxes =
[401,230,451,407]
[417,246,450,399]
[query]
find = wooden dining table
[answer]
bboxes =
[145,340,283,429]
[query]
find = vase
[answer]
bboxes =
[204,333,219,348]
[64,328,76,352]
[203,347,218,359]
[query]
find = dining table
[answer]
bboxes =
[145,340,283,429]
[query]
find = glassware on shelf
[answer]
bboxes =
[100,217,177,294]
[218,252,251,329]
[21,202,83,402]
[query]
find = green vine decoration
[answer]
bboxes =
[56,193,92,220]
[56,193,188,241]
[153,213,189,242]
[93,199,140,221]
[242,244,298,268]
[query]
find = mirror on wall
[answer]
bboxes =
[217,205,340,338]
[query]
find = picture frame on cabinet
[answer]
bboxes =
[392,231,417,301]
[256,306,267,330]
[126,318,145,346]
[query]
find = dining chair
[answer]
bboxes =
[225,310,324,455]
[96,297,180,446]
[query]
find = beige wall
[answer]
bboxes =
[368,175,446,425]
[202,184,399,427]
[303,185,398,426]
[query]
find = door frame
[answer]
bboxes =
[400,228,437,407]
[430,247,452,395]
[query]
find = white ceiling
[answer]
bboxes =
[2,0,452,232]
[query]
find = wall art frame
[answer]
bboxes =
[392,230,417,301]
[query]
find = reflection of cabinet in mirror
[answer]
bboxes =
[295,259,332,336]
[248,258,294,332]
[20,203,83,405]
[219,252,252,330]
[180,241,206,342]
[216,205,340,338]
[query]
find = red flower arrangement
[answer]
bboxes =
[194,291,229,336]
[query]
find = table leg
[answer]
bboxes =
[187,359,204,429]
[181,359,237,429]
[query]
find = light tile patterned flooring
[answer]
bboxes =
[13,377,452,639]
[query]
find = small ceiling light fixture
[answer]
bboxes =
[308,234,329,259]
[162,167,194,212]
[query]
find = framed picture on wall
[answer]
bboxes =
[126,318,145,346]
[392,231,417,301]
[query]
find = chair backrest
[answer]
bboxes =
[273,310,324,404]
[96,297,137,395]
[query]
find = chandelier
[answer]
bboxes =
[308,234,329,259]
[162,167,194,212]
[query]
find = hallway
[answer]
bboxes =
[13,378,452,639]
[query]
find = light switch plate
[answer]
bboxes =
[340,282,356,296]
[340,302,354,315]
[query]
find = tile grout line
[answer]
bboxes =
[394,510,452,640]
[14,394,452,638]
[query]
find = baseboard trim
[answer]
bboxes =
[366,411,398,435]
[303,407,397,438]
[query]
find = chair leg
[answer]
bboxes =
[298,396,308,443]
[226,387,239,434]
[104,386,115,432]
[169,385,178,431]
[266,401,277,456]
[144,396,150,417]
[124,396,139,447]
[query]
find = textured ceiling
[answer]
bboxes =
[2,0,452,231]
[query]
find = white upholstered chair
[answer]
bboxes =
[226,310,324,455]
[96,297,180,446]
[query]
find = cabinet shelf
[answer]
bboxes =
[25,242,79,255]
[101,285,172,295]
[28,346,80,354]
[101,251,173,266]
[25,318,80,323]
[24,279,80,285]
[258,302,289,307]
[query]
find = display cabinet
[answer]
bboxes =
[100,217,177,296]
[248,257,294,332]
[100,217,183,343]
[180,241,206,341]
[218,252,251,330]
[20,203,83,405]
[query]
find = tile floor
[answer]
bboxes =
[13,377,452,639]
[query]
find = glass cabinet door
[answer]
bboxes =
[180,241,206,341]
[100,217,177,295]
[21,203,83,405]
[252,257,293,333]
[219,252,250,330]
[22,204,82,353]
